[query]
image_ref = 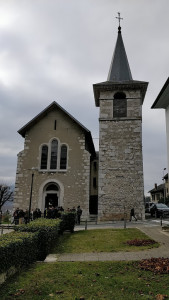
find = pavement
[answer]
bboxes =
[44,220,169,263]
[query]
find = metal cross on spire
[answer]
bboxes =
[116,12,123,27]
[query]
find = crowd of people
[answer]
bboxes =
[13,205,83,225]
[13,207,41,225]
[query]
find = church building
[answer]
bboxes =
[14,19,148,220]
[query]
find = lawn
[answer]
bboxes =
[0,228,163,300]
[1,261,169,300]
[52,228,159,253]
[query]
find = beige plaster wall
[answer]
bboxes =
[14,107,91,218]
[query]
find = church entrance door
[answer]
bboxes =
[45,193,58,208]
[44,183,60,209]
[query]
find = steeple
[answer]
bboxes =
[107,13,133,81]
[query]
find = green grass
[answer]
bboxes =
[0,228,161,299]
[1,261,169,300]
[52,228,159,253]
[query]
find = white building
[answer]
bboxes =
[151,78,169,176]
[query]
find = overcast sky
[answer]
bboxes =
[0,0,169,195]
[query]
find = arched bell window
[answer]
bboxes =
[113,92,127,118]
[60,145,67,169]
[40,145,48,169]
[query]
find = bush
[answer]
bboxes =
[14,218,61,260]
[0,231,38,273]
[59,212,76,234]
[0,213,76,280]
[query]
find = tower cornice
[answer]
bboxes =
[93,80,148,107]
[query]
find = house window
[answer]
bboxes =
[50,139,58,169]
[157,194,160,201]
[60,145,67,169]
[94,161,97,171]
[54,120,57,130]
[40,145,48,169]
[93,177,97,188]
[113,92,127,118]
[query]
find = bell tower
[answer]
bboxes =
[93,14,148,221]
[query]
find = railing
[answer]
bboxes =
[0,224,14,235]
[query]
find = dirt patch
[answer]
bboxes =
[126,239,156,246]
[138,258,169,274]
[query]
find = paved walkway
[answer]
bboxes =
[44,224,169,263]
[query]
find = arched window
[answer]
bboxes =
[60,145,67,169]
[113,92,127,118]
[40,145,48,169]
[50,139,58,169]
[46,184,59,191]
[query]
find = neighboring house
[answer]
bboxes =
[149,173,169,203]
[14,101,97,219]
[14,20,148,220]
[151,77,169,177]
[149,183,165,202]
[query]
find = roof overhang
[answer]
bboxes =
[151,77,169,109]
[93,80,148,107]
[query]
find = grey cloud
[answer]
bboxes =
[0,0,169,194]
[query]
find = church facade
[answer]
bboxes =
[14,102,97,219]
[14,24,148,220]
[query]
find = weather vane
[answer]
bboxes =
[116,12,123,27]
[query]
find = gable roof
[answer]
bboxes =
[18,101,95,155]
[151,77,169,109]
[148,183,165,193]
[107,26,133,82]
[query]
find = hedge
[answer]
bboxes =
[14,218,61,260]
[59,212,76,234]
[0,231,38,273]
[0,212,76,280]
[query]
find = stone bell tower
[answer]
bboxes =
[93,15,148,221]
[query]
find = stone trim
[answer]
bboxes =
[38,179,64,211]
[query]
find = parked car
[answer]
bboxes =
[150,203,169,217]
[145,202,156,213]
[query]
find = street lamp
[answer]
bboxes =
[28,167,38,222]
[28,173,34,222]
[162,168,166,203]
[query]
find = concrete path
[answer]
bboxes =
[44,225,169,263]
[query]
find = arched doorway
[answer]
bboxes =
[44,183,59,208]
[39,179,64,211]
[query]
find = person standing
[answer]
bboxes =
[130,208,137,221]
[77,206,82,225]
[24,209,29,224]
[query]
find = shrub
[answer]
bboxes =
[2,213,11,224]
[59,212,76,234]
[14,218,61,260]
[0,231,38,273]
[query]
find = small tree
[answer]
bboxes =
[0,184,14,213]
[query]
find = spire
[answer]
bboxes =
[107,13,133,82]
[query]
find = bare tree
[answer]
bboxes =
[0,184,14,213]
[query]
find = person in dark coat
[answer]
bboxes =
[76,206,82,224]
[13,208,19,225]
[24,209,29,224]
[130,208,137,221]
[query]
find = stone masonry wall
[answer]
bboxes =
[98,90,145,221]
